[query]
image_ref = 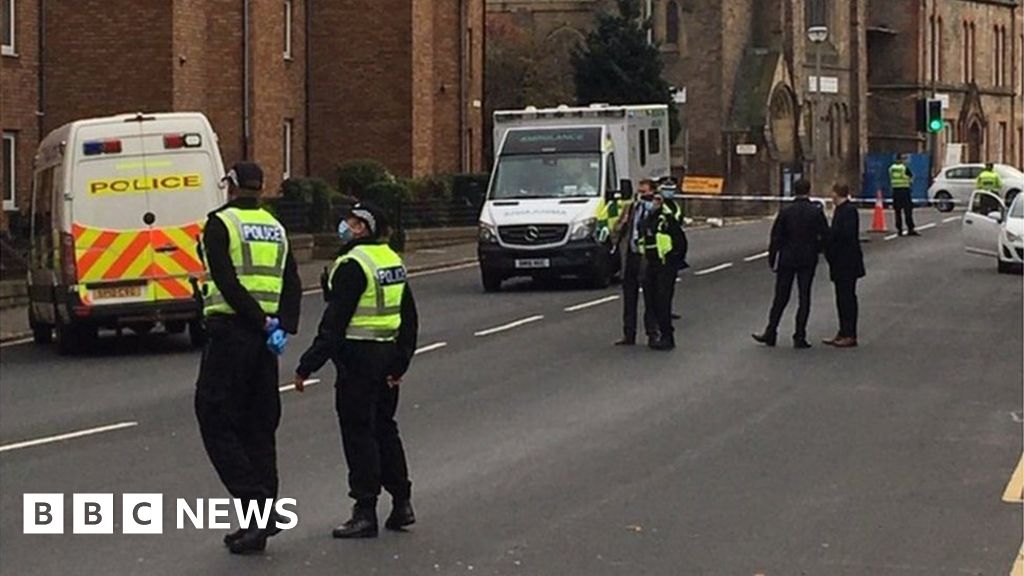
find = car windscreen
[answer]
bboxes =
[490,153,601,200]
[1010,197,1024,219]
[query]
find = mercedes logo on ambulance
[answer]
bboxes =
[525,226,541,242]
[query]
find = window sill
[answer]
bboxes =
[2,203,17,212]
[2,49,18,58]
[283,54,293,62]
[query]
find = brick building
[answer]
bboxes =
[867,0,1023,167]
[487,0,868,196]
[0,0,484,232]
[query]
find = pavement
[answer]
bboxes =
[0,209,1021,575]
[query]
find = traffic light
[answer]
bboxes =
[926,99,943,133]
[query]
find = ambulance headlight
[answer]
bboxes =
[569,218,597,241]
[479,222,499,244]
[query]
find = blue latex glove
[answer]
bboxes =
[266,328,288,356]
[265,317,280,333]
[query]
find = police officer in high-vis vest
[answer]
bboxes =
[195,162,302,554]
[889,156,918,236]
[640,191,686,350]
[293,202,419,539]
[977,163,1003,195]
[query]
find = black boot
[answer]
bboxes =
[751,332,777,347]
[649,338,675,351]
[385,500,416,531]
[223,512,285,546]
[227,528,269,554]
[793,338,812,349]
[332,503,378,539]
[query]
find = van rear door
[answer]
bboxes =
[135,120,223,303]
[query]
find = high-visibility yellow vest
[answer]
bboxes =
[977,170,1002,192]
[329,244,406,342]
[203,207,288,317]
[639,206,674,263]
[889,163,911,189]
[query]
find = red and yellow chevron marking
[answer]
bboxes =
[72,222,205,303]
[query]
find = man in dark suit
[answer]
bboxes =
[823,184,865,348]
[753,179,830,349]
[614,179,658,346]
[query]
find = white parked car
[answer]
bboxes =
[929,163,1024,212]
[962,190,1024,274]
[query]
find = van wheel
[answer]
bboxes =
[130,322,155,336]
[55,315,96,356]
[481,269,502,293]
[934,191,953,213]
[165,320,186,335]
[588,258,612,289]
[29,308,53,345]
[188,319,207,348]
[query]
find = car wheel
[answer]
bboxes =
[1006,189,1021,205]
[481,268,503,293]
[998,259,1013,274]
[933,191,953,212]
[29,307,52,345]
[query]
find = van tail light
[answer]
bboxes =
[60,232,78,285]
[164,133,202,149]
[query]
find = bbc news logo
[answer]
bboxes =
[23,494,298,534]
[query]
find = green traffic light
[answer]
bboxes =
[929,119,943,132]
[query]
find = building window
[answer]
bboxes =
[962,21,969,84]
[993,26,1001,87]
[805,0,828,28]
[930,16,937,83]
[282,119,293,180]
[999,122,1008,163]
[2,0,13,56]
[283,0,293,60]
[969,22,976,83]
[1001,26,1008,87]
[3,132,15,211]
[666,1,680,45]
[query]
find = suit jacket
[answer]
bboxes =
[826,201,866,281]
[768,197,830,271]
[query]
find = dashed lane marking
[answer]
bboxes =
[414,342,448,355]
[279,378,321,393]
[884,233,899,241]
[474,315,544,337]
[744,251,769,262]
[917,223,937,231]
[0,421,139,454]
[565,295,620,312]
[694,263,734,276]
[943,215,960,223]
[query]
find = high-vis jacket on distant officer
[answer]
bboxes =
[293,202,420,540]
[194,162,302,555]
[977,164,1003,194]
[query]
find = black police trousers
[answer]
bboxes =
[622,251,657,341]
[892,188,916,233]
[336,340,412,505]
[195,318,281,507]
[642,258,676,344]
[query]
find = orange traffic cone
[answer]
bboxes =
[870,189,888,233]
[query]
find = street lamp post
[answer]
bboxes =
[807,26,829,188]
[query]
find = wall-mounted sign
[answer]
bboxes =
[809,76,839,94]
[735,144,758,156]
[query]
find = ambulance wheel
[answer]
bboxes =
[588,259,612,289]
[29,308,52,345]
[165,320,186,335]
[55,316,95,356]
[481,269,502,293]
[188,319,207,348]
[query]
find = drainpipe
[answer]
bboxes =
[458,0,467,173]
[304,0,311,176]
[37,0,46,139]
[242,0,251,160]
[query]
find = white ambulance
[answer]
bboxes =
[478,104,671,291]
[27,112,226,354]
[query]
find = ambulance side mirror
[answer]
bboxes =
[616,179,633,200]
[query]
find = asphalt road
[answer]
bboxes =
[1,210,1021,575]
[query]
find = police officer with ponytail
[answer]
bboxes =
[195,162,302,554]
[292,202,419,539]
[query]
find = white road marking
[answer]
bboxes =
[415,342,448,355]
[917,223,937,231]
[279,378,321,393]
[0,337,34,349]
[564,295,620,312]
[884,233,899,241]
[0,421,139,454]
[943,216,960,223]
[744,251,769,262]
[694,263,734,276]
[474,315,544,337]
[302,261,479,296]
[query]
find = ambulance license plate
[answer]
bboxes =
[515,258,550,269]
[92,285,144,300]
